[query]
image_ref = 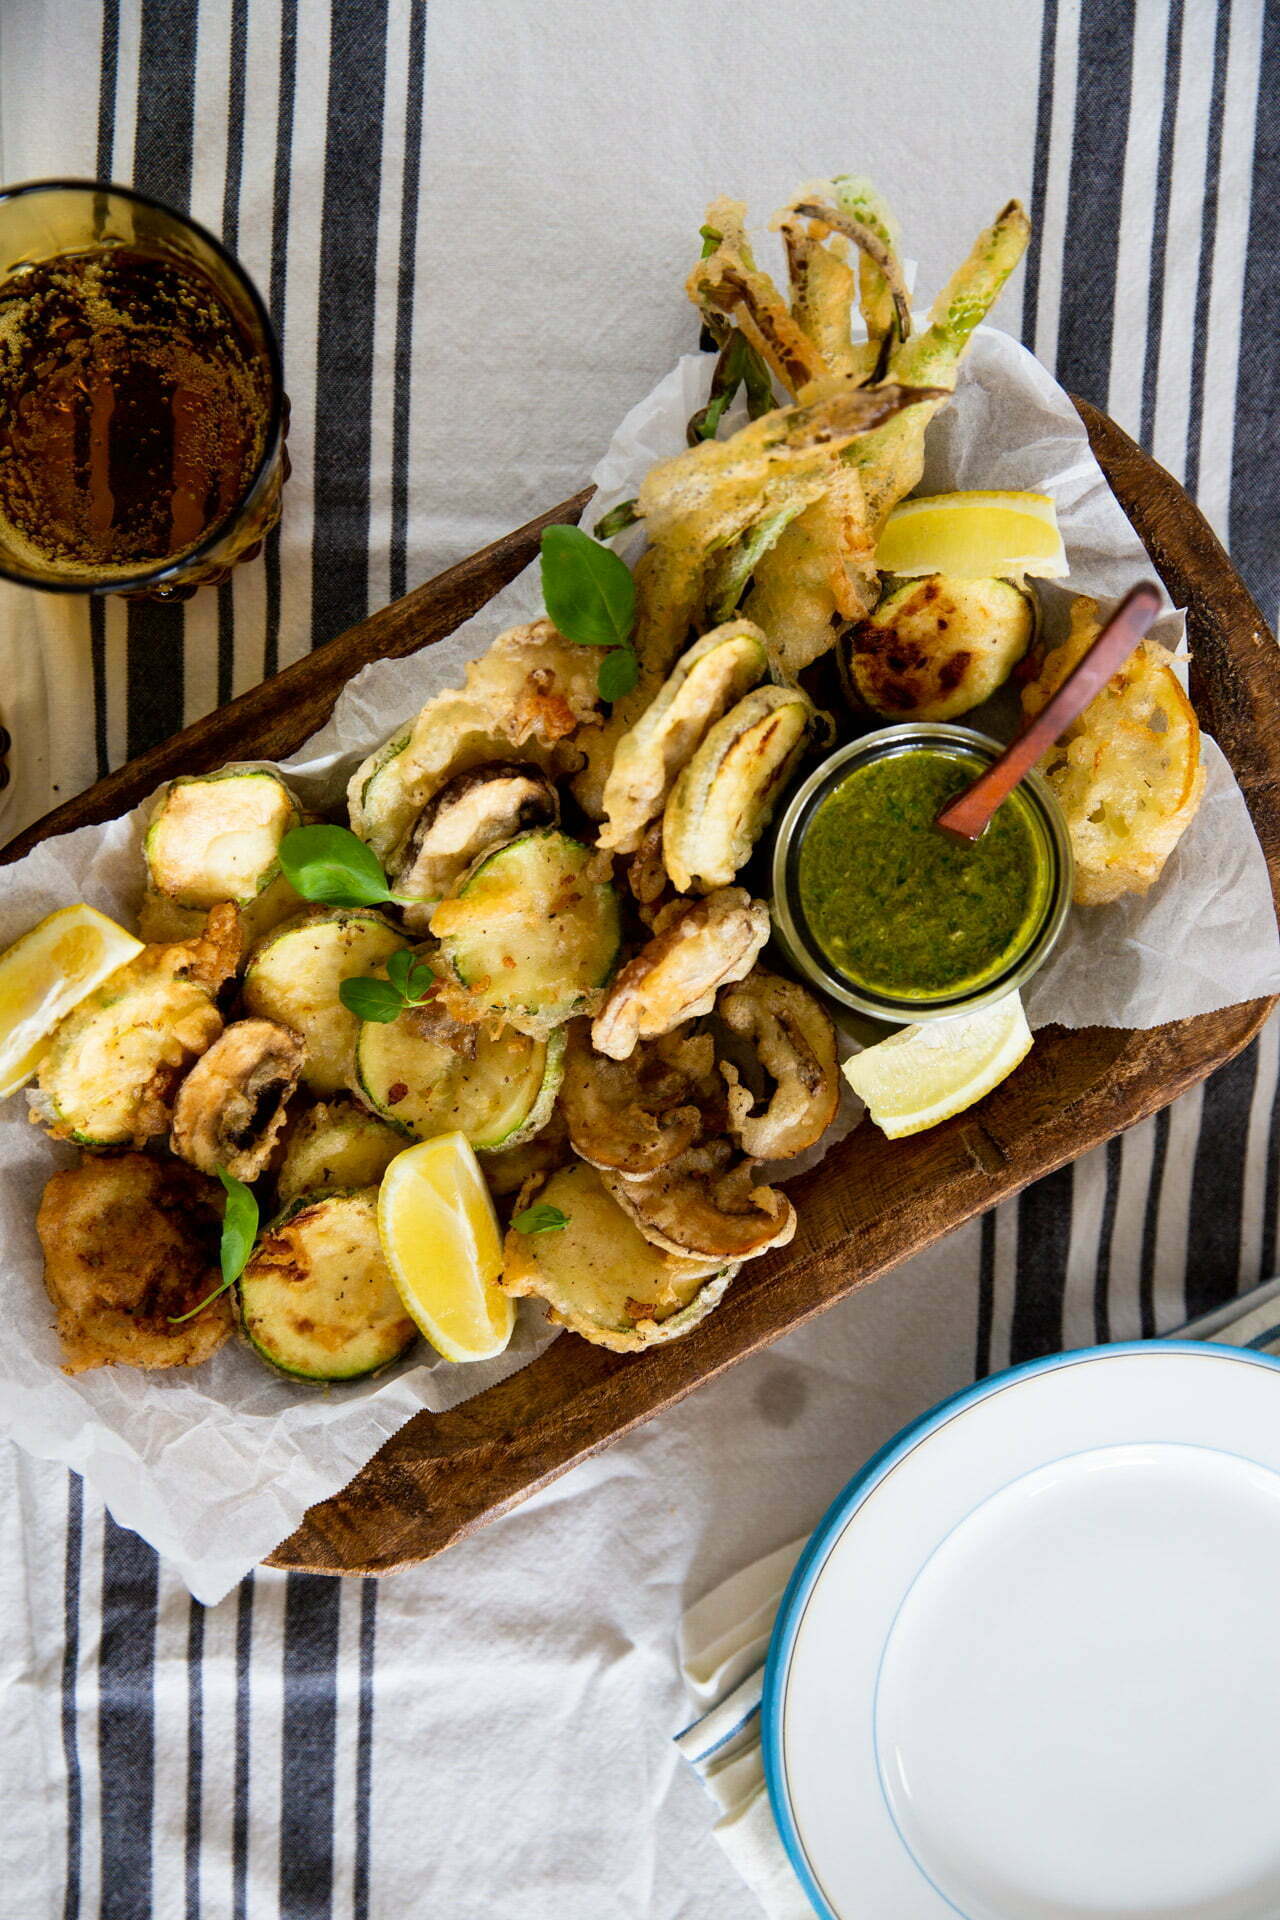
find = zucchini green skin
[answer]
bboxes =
[237,1188,418,1382]
[242,908,402,1095]
[431,830,621,1031]
[144,769,300,909]
[354,1013,565,1151]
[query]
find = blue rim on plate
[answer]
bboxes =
[759,1339,1280,1920]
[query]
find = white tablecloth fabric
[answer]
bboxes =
[0,2,1276,1915]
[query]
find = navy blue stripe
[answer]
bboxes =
[1139,0,1184,451]
[123,0,201,756]
[974,1209,997,1377]
[184,1601,205,1920]
[1183,0,1232,501]
[1010,1163,1074,1363]
[309,0,391,648]
[217,0,251,710]
[231,1576,254,1920]
[353,1579,378,1920]
[90,0,120,778]
[1092,1137,1123,1344]
[61,1474,84,1920]
[1139,1107,1171,1337]
[1055,0,1136,405]
[1019,0,1058,353]
[1185,1044,1259,1319]
[262,0,299,680]
[98,1514,159,1920]
[279,1575,342,1920]
[95,0,120,178]
[390,1,427,606]
[1229,1,1280,626]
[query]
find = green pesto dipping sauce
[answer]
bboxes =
[796,749,1050,1000]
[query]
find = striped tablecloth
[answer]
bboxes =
[0,3,1277,1915]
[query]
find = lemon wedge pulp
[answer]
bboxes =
[874,490,1068,579]
[0,904,144,1099]
[378,1132,514,1362]
[842,992,1033,1139]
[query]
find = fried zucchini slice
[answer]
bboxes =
[501,1159,735,1352]
[597,621,769,855]
[355,1003,564,1149]
[144,768,300,909]
[429,830,621,1037]
[844,575,1035,721]
[243,908,402,1094]
[33,914,234,1148]
[276,1098,404,1205]
[663,687,812,893]
[36,1154,231,1374]
[138,867,305,949]
[238,1188,418,1381]
[1022,597,1205,905]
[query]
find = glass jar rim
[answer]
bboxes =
[770,721,1074,1025]
[0,177,285,596]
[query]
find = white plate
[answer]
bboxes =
[762,1342,1280,1920]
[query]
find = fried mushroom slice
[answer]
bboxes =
[395,762,560,928]
[602,1137,796,1263]
[501,1158,735,1352]
[558,1019,722,1175]
[591,889,770,1061]
[717,970,840,1161]
[171,1017,305,1181]
[36,1154,230,1373]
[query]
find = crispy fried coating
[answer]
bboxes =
[1022,596,1206,905]
[36,1154,231,1373]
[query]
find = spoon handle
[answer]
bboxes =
[934,583,1165,843]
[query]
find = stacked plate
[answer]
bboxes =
[763,1343,1280,1920]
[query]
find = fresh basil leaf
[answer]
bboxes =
[512,1203,569,1236]
[540,524,635,651]
[339,976,406,1023]
[405,958,435,1002]
[218,1169,259,1285]
[597,646,639,703]
[168,1167,259,1323]
[279,824,395,907]
[386,947,415,995]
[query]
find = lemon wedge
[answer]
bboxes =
[874,490,1068,579]
[0,905,145,1099]
[842,992,1033,1139]
[378,1132,514,1361]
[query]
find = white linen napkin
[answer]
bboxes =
[675,1284,1280,1919]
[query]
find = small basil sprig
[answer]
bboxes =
[512,1202,569,1236]
[539,524,639,703]
[279,823,411,909]
[169,1168,259,1324]
[340,948,435,1024]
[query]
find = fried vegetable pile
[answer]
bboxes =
[17,167,1207,1386]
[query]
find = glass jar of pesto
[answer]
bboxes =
[771,724,1073,1026]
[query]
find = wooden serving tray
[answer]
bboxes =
[6,402,1278,1578]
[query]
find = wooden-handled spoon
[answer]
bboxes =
[934,582,1165,842]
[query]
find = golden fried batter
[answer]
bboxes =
[36,1154,232,1373]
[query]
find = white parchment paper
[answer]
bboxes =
[1,326,1276,1602]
